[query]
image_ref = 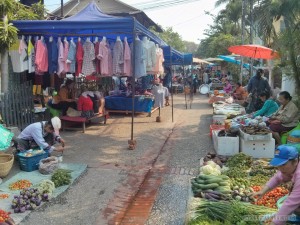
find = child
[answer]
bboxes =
[77,91,94,118]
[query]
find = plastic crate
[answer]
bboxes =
[212,130,239,156]
[240,138,275,158]
[18,152,49,172]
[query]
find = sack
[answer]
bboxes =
[66,107,81,117]
[0,125,14,151]
[39,157,59,174]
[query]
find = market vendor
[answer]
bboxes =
[268,91,299,145]
[252,145,300,225]
[223,80,232,94]
[15,117,65,154]
[50,79,77,116]
[233,82,247,100]
[253,91,279,117]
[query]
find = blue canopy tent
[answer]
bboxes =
[218,55,250,70]
[12,2,169,148]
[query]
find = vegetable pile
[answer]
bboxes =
[231,185,255,202]
[51,169,72,187]
[252,186,289,208]
[225,153,253,169]
[0,209,11,223]
[189,200,277,225]
[200,161,221,176]
[36,179,55,197]
[9,180,32,191]
[11,188,49,213]
[0,194,9,200]
[192,174,231,199]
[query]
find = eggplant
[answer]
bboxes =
[205,192,221,200]
[205,193,219,201]
[14,208,20,213]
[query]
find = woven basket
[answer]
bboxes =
[0,154,14,178]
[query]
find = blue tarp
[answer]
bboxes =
[183,53,193,65]
[12,2,167,46]
[218,55,250,69]
[162,46,183,66]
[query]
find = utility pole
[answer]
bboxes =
[240,0,246,84]
[61,0,64,17]
[249,0,254,78]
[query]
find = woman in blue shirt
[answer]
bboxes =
[253,91,279,117]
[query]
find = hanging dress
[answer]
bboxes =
[123,40,131,76]
[82,41,96,76]
[57,38,65,75]
[67,41,76,73]
[112,40,124,75]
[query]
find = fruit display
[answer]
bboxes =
[252,186,289,208]
[11,188,50,213]
[191,174,232,200]
[0,209,11,223]
[9,180,32,191]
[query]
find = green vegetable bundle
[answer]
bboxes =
[249,174,270,186]
[230,177,251,188]
[190,200,277,225]
[51,169,72,188]
[222,167,248,178]
[226,153,253,169]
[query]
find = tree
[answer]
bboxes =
[0,0,43,92]
[150,26,185,52]
[255,0,300,98]
[183,41,198,54]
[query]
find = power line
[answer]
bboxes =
[133,0,203,11]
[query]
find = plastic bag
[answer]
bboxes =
[39,157,59,174]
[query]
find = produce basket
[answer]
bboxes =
[18,152,48,172]
[0,154,14,178]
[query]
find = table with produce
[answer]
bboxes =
[188,153,295,225]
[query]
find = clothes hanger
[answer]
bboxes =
[124,37,127,42]
[40,36,44,41]
[86,37,91,42]
[64,37,67,42]
[78,37,81,42]
[28,35,32,41]
[135,35,140,41]
[94,37,98,43]
[49,36,53,42]
[21,35,25,41]
[116,36,121,41]
[102,36,106,42]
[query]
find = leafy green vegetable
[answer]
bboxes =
[226,153,253,169]
[51,169,72,188]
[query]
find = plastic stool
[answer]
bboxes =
[46,105,61,118]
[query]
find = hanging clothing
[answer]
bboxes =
[94,41,101,74]
[154,47,164,74]
[28,39,35,73]
[97,41,109,76]
[112,40,124,75]
[67,41,76,73]
[35,40,48,74]
[123,40,131,76]
[63,40,70,73]
[57,39,65,75]
[152,84,166,108]
[9,39,28,73]
[76,41,84,76]
[108,43,113,76]
[143,40,157,72]
[47,39,58,74]
[133,39,147,78]
[82,41,96,76]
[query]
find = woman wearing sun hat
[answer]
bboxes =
[252,145,300,225]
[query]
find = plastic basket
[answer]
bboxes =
[18,152,49,172]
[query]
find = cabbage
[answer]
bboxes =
[200,164,221,175]
[206,160,218,168]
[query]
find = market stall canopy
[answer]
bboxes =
[204,58,224,62]
[193,58,211,64]
[218,55,250,69]
[228,44,279,60]
[162,46,182,66]
[12,2,167,45]
[183,53,193,65]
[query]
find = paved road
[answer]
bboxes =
[16,93,213,225]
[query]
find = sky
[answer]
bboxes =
[44,0,225,43]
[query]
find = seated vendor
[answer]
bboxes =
[223,80,232,94]
[77,91,94,119]
[94,91,105,114]
[16,117,65,154]
[51,79,77,116]
[233,82,247,100]
[252,145,300,225]
[253,91,279,117]
[268,91,300,145]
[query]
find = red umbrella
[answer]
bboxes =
[228,44,279,59]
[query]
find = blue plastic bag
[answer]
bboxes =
[0,125,14,151]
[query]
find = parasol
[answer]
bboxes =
[228,44,279,60]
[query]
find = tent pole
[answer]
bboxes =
[60,0,64,17]
[129,20,137,150]
[183,64,187,109]
[170,47,174,123]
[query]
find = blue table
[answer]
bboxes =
[105,96,155,113]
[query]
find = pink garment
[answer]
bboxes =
[153,48,164,74]
[94,42,101,74]
[63,40,70,73]
[123,40,131,76]
[266,162,300,225]
[107,43,113,76]
[57,39,65,75]
[76,41,84,76]
[223,83,232,93]
[35,40,48,74]
[112,40,124,75]
[97,41,109,76]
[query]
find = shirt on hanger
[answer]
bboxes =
[94,41,101,74]
[28,39,35,73]
[154,48,164,74]
[75,41,84,76]
[123,40,131,76]
[143,40,157,72]
[57,39,65,75]
[82,41,96,76]
[112,40,124,75]
[67,41,76,73]
[63,40,70,73]
[133,39,146,78]
[35,40,48,74]
[108,43,113,76]
[97,41,109,76]
[9,39,29,73]
[47,39,58,74]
